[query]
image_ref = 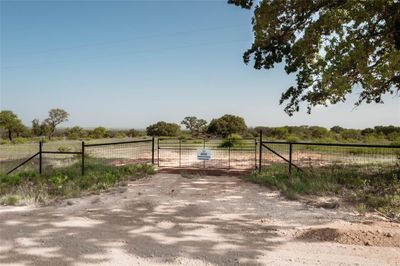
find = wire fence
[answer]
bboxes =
[260,141,400,173]
[0,139,154,176]
[1,135,399,176]
[85,139,154,174]
[0,143,39,174]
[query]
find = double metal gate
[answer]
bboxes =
[157,138,258,170]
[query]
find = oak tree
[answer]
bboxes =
[229,0,400,115]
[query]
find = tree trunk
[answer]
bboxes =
[8,129,12,141]
[48,127,55,140]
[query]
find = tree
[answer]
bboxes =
[45,109,69,140]
[0,110,24,141]
[229,0,400,115]
[32,118,51,138]
[91,127,107,139]
[127,128,143,138]
[31,119,41,137]
[330,126,345,134]
[146,121,181,137]
[309,126,329,139]
[66,126,85,140]
[271,127,289,139]
[207,114,247,137]
[181,116,208,137]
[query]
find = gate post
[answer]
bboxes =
[179,138,181,168]
[258,130,262,173]
[151,136,155,165]
[203,138,206,169]
[228,146,231,170]
[39,141,42,174]
[81,141,85,176]
[157,138,160,167]
[289,143,293,174]
[254,138,257,170]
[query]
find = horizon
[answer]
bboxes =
[1,1,399,129]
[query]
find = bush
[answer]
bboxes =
[146,121,181,137]
[207,114,247,137]
[0,139,11,145]
[57,146,72,152]
[219,134,244,148]
[66,126,85,140]
[12,137,28,144]
[91,127,107,139]
[286,135,300,143]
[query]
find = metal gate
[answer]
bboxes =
[157,138,257,170]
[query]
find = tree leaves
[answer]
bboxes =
[229,0,400,115]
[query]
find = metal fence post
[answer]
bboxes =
[203,138,206,169]
[289,143,293,174]
[254,138,257,170]
[179,138,182,168]
[151,136,155,165]
[39,141,42,174]
[258,130,263,173]
[228,146,231,170]
[157,138,160,167]
[81,141,85,176]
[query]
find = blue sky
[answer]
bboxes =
[1,0,399,129]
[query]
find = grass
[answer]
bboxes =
[0,159,155,206]
[246,164,400,220]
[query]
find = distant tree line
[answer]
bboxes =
[1,110,399,145]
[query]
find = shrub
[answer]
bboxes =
[0,139,11,145]
[57,146,71,152]
[12,137,28,144]
[219,134,244,148]
[66,126,85,140]
[91,127,107,139]
[207,114,247,137]
[146,121,181,137]
[286,135,300,143]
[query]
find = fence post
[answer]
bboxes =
[151,136,155,165]
[228,146,231,170]
[157,138,160,167]
[289,143,293,174]
[203,138,206,169]
[81,141,85,176]
[254,138,257,170]
[258,130,262,173]
[179,138,182,168]
[39,141,42,174]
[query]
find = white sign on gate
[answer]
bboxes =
[197,149,212,160]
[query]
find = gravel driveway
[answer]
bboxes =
[0,173,399,266]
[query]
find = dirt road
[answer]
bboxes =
[0,173,399,265]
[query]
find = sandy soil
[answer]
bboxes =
[0,173,399,266]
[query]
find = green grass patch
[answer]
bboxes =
[245,164,400,220]
[0,159,155,206]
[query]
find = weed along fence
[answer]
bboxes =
[2,138,155,176]
[1,135,399,176]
